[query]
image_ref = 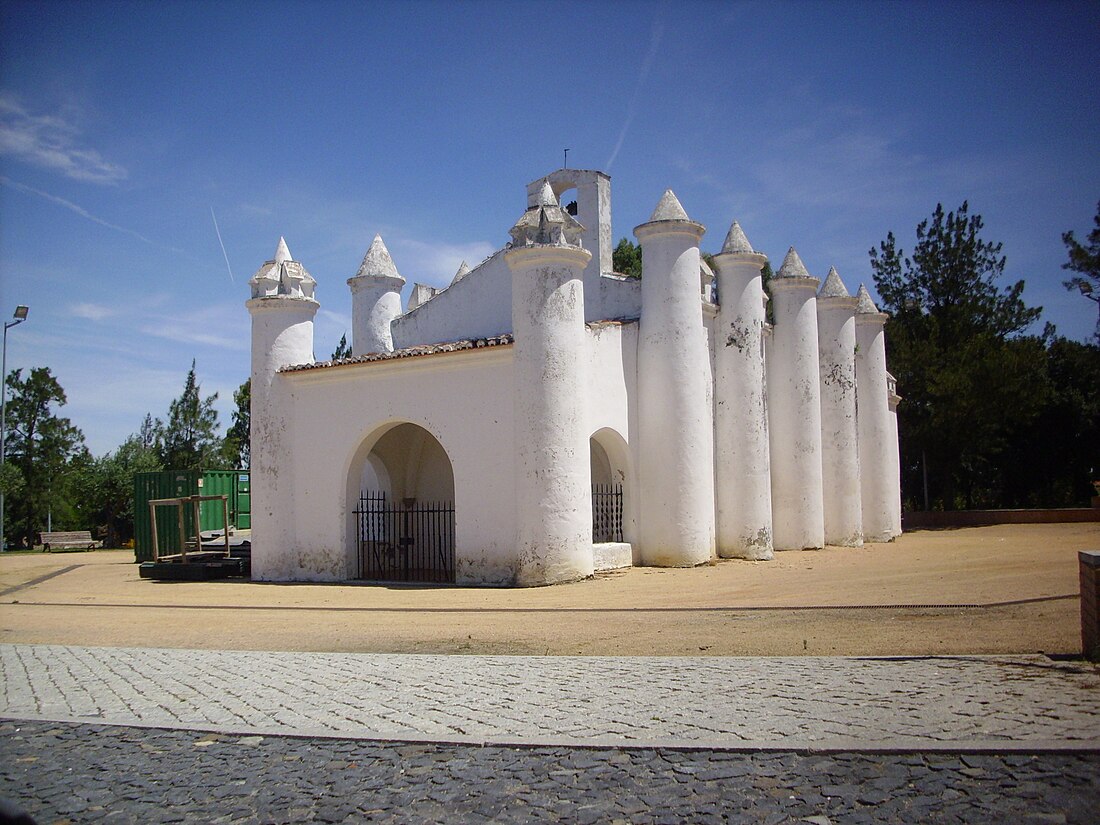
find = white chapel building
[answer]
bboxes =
[247,168,902,586]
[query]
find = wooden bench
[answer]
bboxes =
[39,531,100,551]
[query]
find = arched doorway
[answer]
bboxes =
[347,422,455,582]
[590,428,634,547]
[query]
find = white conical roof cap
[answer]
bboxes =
[354,234,404,283]
[451,260,471,284]
[648,189,691,222]
[776,246,811,278]
[534,179,557,207]
[856,284,880,313]
[819,267,850,298]
[721,220,754,254]
[274,236,292,263]
[249,236,315,299]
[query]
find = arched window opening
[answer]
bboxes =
[557,186,579,217]
[591,438,623,543]
[350,423,455,583]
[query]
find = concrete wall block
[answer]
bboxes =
[1081,551,1100,660]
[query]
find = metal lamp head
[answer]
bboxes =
[12,306,28,320]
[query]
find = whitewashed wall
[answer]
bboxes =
[526,169,614,323]
[263,324,642,586]
[248,297,317,582]
[635,209,716,567]
[508,244,593,587]
[392,255,643,351]
[368,423,455,503]
[276,346,517,585]
[584,321,639,553]
[391,251,513,348]
[597,276,642,320]
[390,168,639,350]
[250,169,907,587]
[817,293,863,547]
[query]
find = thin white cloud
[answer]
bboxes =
[2,326,202,455]
[315,309,353,359]
[143,292,175,310]
[391,238,496,288]
[68,364,183,418]
[0,175,157,245]
[605,14,665,171]
[317,308,351,329]
[766,114,924,208]
[671,156,742,209]
[137,304,250,351]
[237,202,274,218]
[0,93,126,184]
[728,116,926,231]
[138,323,246,351]
[69,302,117,321]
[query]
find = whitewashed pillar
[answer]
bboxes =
[855,285,894,542]
[246,238,318,580]
[767,247,825,550]
[712,221,773,560]
[816,268,863,546]
[635,190,715,566]
[348,234,405,355]
[506,182,594,586]
[887,374,903,537]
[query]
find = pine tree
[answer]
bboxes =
[138,413,157,450]
[2,367,85,547]
[612,238,642,279]
[870,202,1046,509]
[221,379,250,468]
[332,333,352,360]
[157,361,222,471]
[70,429,162,547]
[1062,200,1100,340]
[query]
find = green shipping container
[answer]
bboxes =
[133,469,250,562]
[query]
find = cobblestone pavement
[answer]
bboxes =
[2,645,1099,750]
[2,720,1097,824]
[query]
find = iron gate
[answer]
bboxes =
[354,491,455,583]
[592,483,624,543]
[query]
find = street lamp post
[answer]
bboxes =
[1,305,29,552]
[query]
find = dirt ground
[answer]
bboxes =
[1,523,1096,657]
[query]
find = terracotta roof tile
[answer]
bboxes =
[281,334,514,372]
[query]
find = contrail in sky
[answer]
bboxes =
[605,15,665,171]
[0,175,156,245]
[210,206,235,283]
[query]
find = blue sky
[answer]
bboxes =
[1,0,1098,456]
